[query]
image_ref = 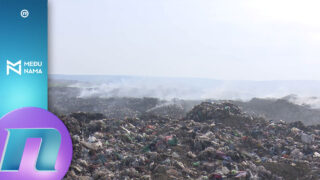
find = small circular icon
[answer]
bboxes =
[20,9,29,18]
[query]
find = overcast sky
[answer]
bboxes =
[49,0,320,80]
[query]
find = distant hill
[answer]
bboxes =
[232,98,320,125]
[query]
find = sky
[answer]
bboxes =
[49,0,320,80]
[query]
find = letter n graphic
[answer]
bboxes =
[0,129,61,171]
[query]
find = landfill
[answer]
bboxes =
[61,102,320,180]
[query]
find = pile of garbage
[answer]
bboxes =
[62,102,320,180]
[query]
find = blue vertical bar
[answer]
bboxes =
[0,0,48,117]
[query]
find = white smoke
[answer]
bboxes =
[284,95,320,109]
[52,75,320,109]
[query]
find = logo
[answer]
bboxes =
[0,108,73,180]
[7,60,21,75]
[1,129,61,171]
[6,60,44,76]
[21,9,29,18]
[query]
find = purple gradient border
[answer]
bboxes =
[0,107,73,180]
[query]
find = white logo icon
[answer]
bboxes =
[7,60,22,76]
[21,9,29,18]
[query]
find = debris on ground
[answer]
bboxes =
[62,102,320,180]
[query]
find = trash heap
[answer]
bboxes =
[62,102,320,180]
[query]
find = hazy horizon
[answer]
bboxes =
[49,74,320,82]
[49,75,320,105]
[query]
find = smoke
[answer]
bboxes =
[283,95,320,109]
[71,77,208,100]
[51,75,320,109]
